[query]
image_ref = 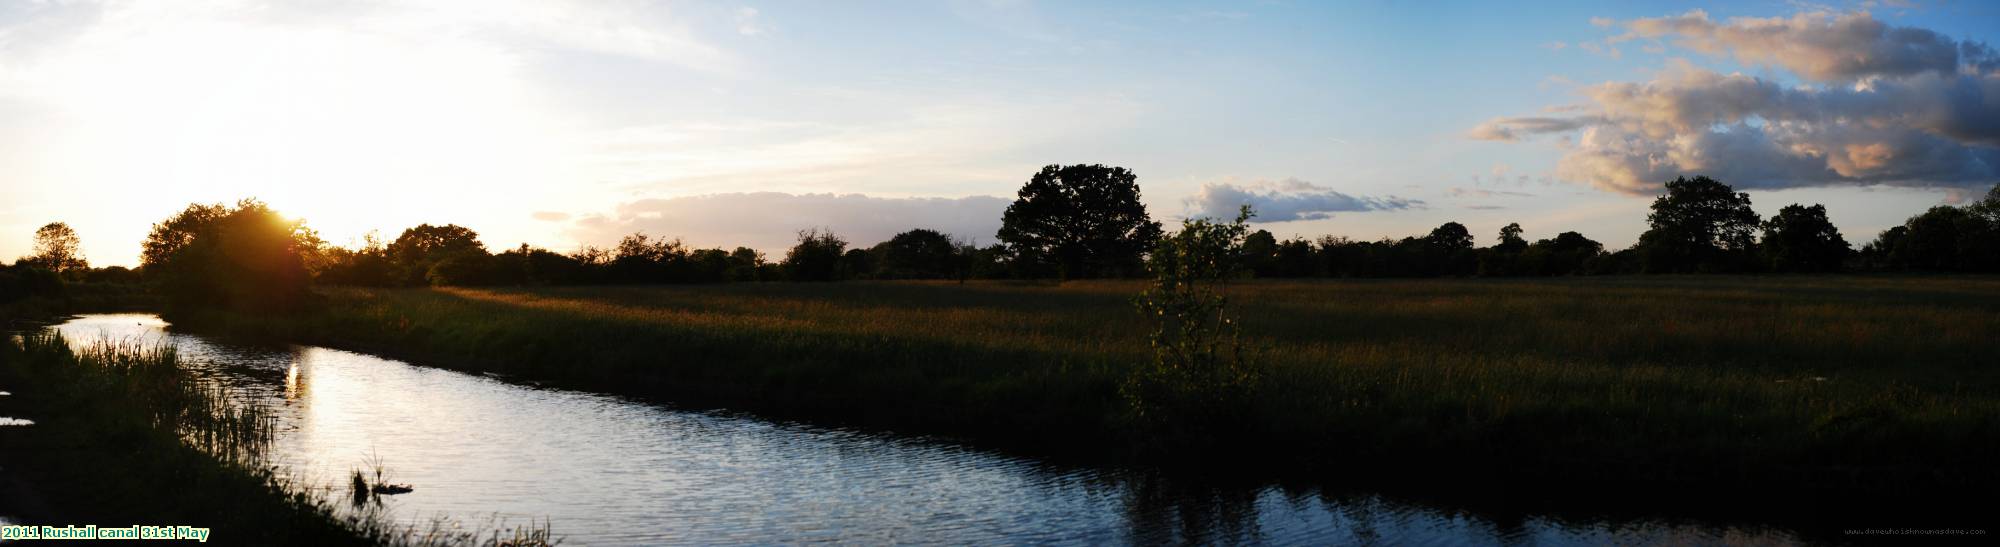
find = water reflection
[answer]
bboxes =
[50,314,1812,546]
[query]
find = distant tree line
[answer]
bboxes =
[6,167,1999,312]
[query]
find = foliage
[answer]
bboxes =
[1128,206,1260,440]
[783,228,848,281]
[872,228,959,279]
[174,276,2000,498]
[29,221,89,274]
[997,164,1164,279]
[1635,175,1762,273]
[1761,204,1851,272]
[1495,222,1527,253]
[1240,229,1279,277]
[143,199,318,311]
[1862,204,2000,272]
[388,224,487,286]
[1425,221,1474,251]
[315,232,395,286]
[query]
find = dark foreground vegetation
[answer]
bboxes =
[170,276,2000,506]
[0,333,367,543]
[4,170,1996,313]
[4,167,1995,535]
[0,331,559,546]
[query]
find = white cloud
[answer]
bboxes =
[1187,179,1421,222]
[1473,11,2000,195]
[736,7,764,36]
[1611,9,1993,82]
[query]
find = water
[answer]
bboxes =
[45,314,1809,545]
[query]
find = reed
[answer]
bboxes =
[0,331,558,546]
[170,276,2000,496]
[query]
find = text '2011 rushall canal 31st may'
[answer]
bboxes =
[1,525,211,542]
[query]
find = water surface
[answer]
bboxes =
[49,314,1809,545]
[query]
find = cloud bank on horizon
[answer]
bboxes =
[570,193,1010,253]
[1188,180,1421,222]
[1472,9,2000,195]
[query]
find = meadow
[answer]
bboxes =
[173,276,2000,503]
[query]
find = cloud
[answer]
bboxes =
[736,7,764,36]
[1448,188,1536,198]
[1577,41,1622,59]
[1187,179,1420,222]
[531,211,571,222]
[1613,9,1994,82]
[1472,11,2000,194]
[569,192,1011,252]
[1468,116,1602,141]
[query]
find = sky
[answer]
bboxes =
[1,0,1995,267]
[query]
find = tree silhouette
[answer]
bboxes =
[30,222,88,274]
[142,203,229,271]
[1426,222,1474,251]
[1761,204,1850,272]
[1970,184,2000,224]
[874,229,958,279]
[727,247,767,282]
[1240,230,1278,277]
[783,228,847,281]
[1636,176,1761,273]
[144,199,317,311]
[387,224,487,285]
[1871,205,1999,272]
[997,164,1163,279]
[1496,223,1526,253]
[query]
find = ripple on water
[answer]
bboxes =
[45,313,1814,546]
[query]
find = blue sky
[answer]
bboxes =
[2,0,1996,265]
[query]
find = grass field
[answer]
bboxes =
[173,276,2000,499]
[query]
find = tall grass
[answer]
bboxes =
[0,331,557,546]
[171,276,2000,496]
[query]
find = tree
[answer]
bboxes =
[1512,231,1604,276]
[144,199,317,311]
[142,203,229,270]
[1968,183,2000,224]
[1635,175,1761,273]
[997,164,1164,279]
[783,228,847,281]
[1426,222,1474,251]
[1128,205,1259,443]
[315,233,394,286]
[386,224,487,285]
[840,248,876,279]
[1240,229,1278,277]
[875,228,958,279]
[1873,206,1999,272]
[1761,204,1850,272]
[1495,223,1527,253]
[726,247,766,282]
[29,222,88,273]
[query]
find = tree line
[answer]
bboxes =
[5,165,1998,312]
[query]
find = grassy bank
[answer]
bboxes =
[0,332,558,546]
[171,276,2000,500]
[0,282,157,328]
[0,332,373,543]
